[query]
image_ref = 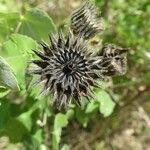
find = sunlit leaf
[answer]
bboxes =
[1,34,38,87]
[66,109,74,120]
[85,101,99,114]
[17,111,33,131]
[19,8,57,41]
[54,113,68,129]
[33,129,43,144]
[96,90,115,117]
[0,56,19,90]
[0,12,19,41]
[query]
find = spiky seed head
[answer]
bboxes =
[30,31,107,109]
[71,0,105,39]
[98,44,128,76]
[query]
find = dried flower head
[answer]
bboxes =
[31,31,107,109]
[71,0,104,39]
[98,44,128,76]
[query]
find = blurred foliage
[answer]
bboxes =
[0,0,149,150]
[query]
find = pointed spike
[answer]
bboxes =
[87,88,96,100]
[86,77,100,88]
[32,49,50,60]
[28,69,42,75]
[65,34,70,48]
[93,81,101,88]
[74,90,82,106]
[49,34,53,44]
[32,78,44,87]
[58,31,65,48]
[40,86,50,97]
[66,93,72,106]
[117,48,129,54]
[76,96,81,106]
[85,95,91,102]
[100,59,112,66]
[60,94,68,110]
[65,30,73,48]
[49,34,58,50]
[39,41,52,55]
[32,60,49,68]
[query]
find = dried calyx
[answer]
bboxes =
[71,0,104,39]
[98,44,128,76]
[30,0,128,109]
[31,31,108,109]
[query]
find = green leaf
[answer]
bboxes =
[19,8,57,41]
[17,100,41,131]
[52,113,68,150]
[61,144,69,150]
[0,56,19,90]
[52,128,61,150]
[0,118,29,143]
[54,113,68,129]
[66,109,74,120]
[0,12,20,41]
[1,34,38,87]
[76,109,89,127]
[0,12,19,25]
[23,135,41,150]
[96,90,116,117]
[85,101,99,114]
[0,99,10,130]
[17,111,33,131]
[33,129,43,144]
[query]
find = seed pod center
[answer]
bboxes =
[63,63,74,75]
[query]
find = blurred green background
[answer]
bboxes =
[0,0,150,150]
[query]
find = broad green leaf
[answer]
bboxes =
[54,113,68,130]
[0,56,19,90]
[17,111,33,131]
[0,12,19,25]
[0,12,20,41]
[0,99,10,130]
[85,101,99,114]
[19,8,57,41]
[76,109,90,127]
[17,100,42,131]
[66,109,74,120]
[0,101,39,142]
[1,34,38,87]
[96,90,115,117]
[0,119,29,143]
[33,129,43,144]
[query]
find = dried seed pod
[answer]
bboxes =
[71,0,104,39]
[98,44,128,76]
[30,31,107,109]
